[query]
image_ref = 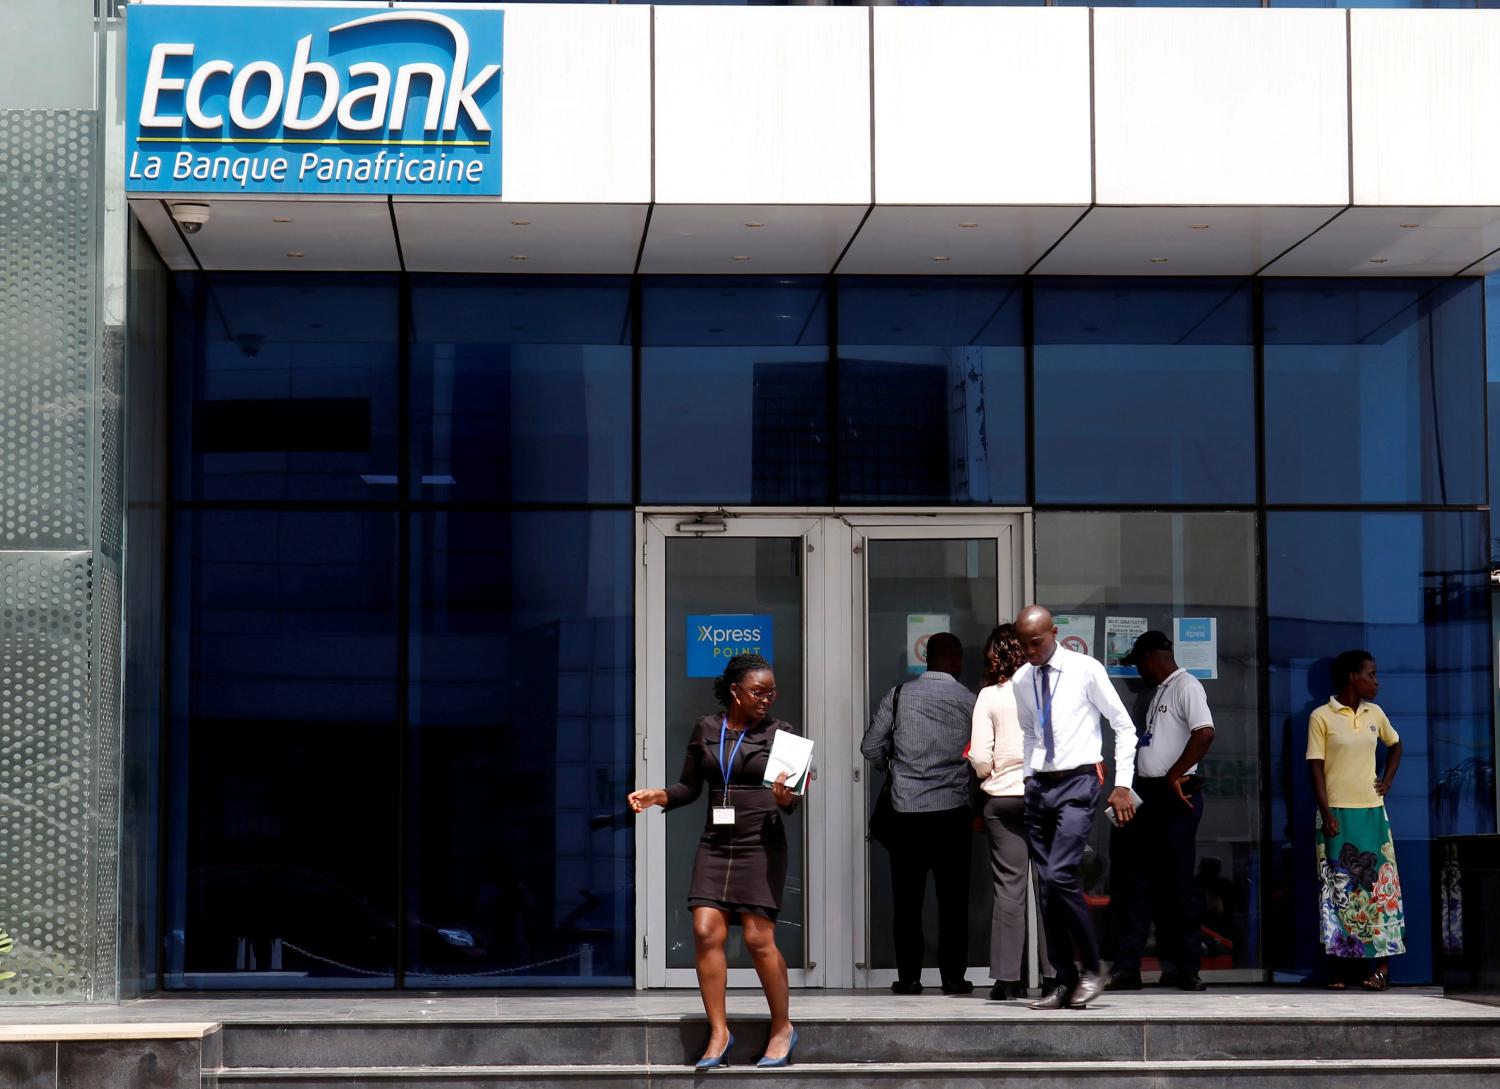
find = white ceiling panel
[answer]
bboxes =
[178,199,400,271]
[394,201,647,274]
[837,206,1085,275]
[1266,207,1500,277]
[640,205,867,275]
[654,9,871,205]
[1094,11,1348,207]
[129,198,197,271]
[873,10,1091,206]
[1035,206,1342,276]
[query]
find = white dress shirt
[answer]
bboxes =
[1013,643,1137,790]
[968,682,1025,797]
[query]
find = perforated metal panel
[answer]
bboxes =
[0,110,96,551]
[0,552,99,999]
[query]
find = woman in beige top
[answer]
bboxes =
[968,623,1048,1000]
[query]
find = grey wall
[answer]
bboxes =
[0,3,122,1002]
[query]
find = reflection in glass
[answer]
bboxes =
[641,278,829,504]
[407,511,634,985]
[1264,279,1485,506]
[1036,512,1261,972]
[409,276,633,503]
[166,510,399,988]
[172,274,399,502]
[838,278,1026,504]
[1266,511,1494,985]
[663,537,807,969]
[864,538,998,973]
[1032,278,1255,505]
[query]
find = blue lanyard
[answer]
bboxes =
[1031,667,1056,746]
[718,717,749,802]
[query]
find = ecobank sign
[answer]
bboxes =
[125,5,503,196]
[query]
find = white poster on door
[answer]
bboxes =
[907,614,951,673]
[1055,614,1097,659]
[1173,617,1218,680]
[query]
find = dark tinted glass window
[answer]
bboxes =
[838,277,1026,504]
[409,277,633,503]
[1037,511,1262,971]
[1264,279,1485,506]
[167,509,398,988]
[1033,278,1256,505]
[172,274,399,501]
[1266,510,1494,985]
[407,511,635,986]
[640,278,829,504]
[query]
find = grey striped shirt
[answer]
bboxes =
[860,670,977,814]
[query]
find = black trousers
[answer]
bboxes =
[1024,770,1102,988]
[888,806,972,986]
[1108,777,1205,974]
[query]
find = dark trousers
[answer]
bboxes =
[981,794,1051,982]
[888,806,972,986]
[1108,777,1205,974]
[1024,770,1102,988]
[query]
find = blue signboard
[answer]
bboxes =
[125,5,503,196]
[686,615,775,679]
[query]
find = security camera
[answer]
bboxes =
[170,202,211,234]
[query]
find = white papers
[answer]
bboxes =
[1105,616,1148,677]
[762,730,815,795]
[1054,614,1097,658]
[1173,617,1218,680]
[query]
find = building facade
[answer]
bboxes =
[1,0,1499,1002]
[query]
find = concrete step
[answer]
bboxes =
[214,1057,1500,1088]
[217,1016,1500,1070]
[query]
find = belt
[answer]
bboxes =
[1031,763,1101,784]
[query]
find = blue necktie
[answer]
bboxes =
[1039,664,1056,765]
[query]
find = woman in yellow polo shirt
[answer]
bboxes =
[1307,649,1405,991]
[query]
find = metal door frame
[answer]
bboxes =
[634,508,1032,990]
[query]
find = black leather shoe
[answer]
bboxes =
[941,979,974,995]
[890,979,924,995]
[1105,968,1142,991]
[1176,973,1208,992]
[988,980,1024,1001]
[1070,970,1105,1008]
[1027,985,1073,1010]
[1156,971,1180,988]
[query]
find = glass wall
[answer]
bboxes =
[162,272,1495,987]
[1037,513,1262,972]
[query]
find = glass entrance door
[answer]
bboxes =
[636,510,1025,989]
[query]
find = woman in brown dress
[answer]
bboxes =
[628,653,802,1069]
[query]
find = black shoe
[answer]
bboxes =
[1105,968,1142,991]
[941,979,974,996]
[1070,970,1105,1008]
[1176,973,1207,992]
[1028,984,1073,1010]
[1156,971,1180,988]
[890,979,924,995]
[988,980,1024,1001]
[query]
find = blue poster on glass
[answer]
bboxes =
[124,4,503,196]
[686,615,775,679]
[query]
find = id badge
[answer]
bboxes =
[712,806,736,826]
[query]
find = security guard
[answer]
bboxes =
[1106,630,1215,992]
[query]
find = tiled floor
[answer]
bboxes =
[0,988,1491,1026]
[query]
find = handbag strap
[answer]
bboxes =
[888,683,904,753]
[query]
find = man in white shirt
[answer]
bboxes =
[1013,605,1138,1010]
[1106,630,1215,993]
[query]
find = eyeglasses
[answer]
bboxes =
[739,686,778,701]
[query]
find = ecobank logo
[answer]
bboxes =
[125,5,503,196]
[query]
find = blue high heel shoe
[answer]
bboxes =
[694,1032,734,1071]
[756,1027,798,1069]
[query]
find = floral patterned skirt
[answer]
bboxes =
[1316,806,1405,959]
